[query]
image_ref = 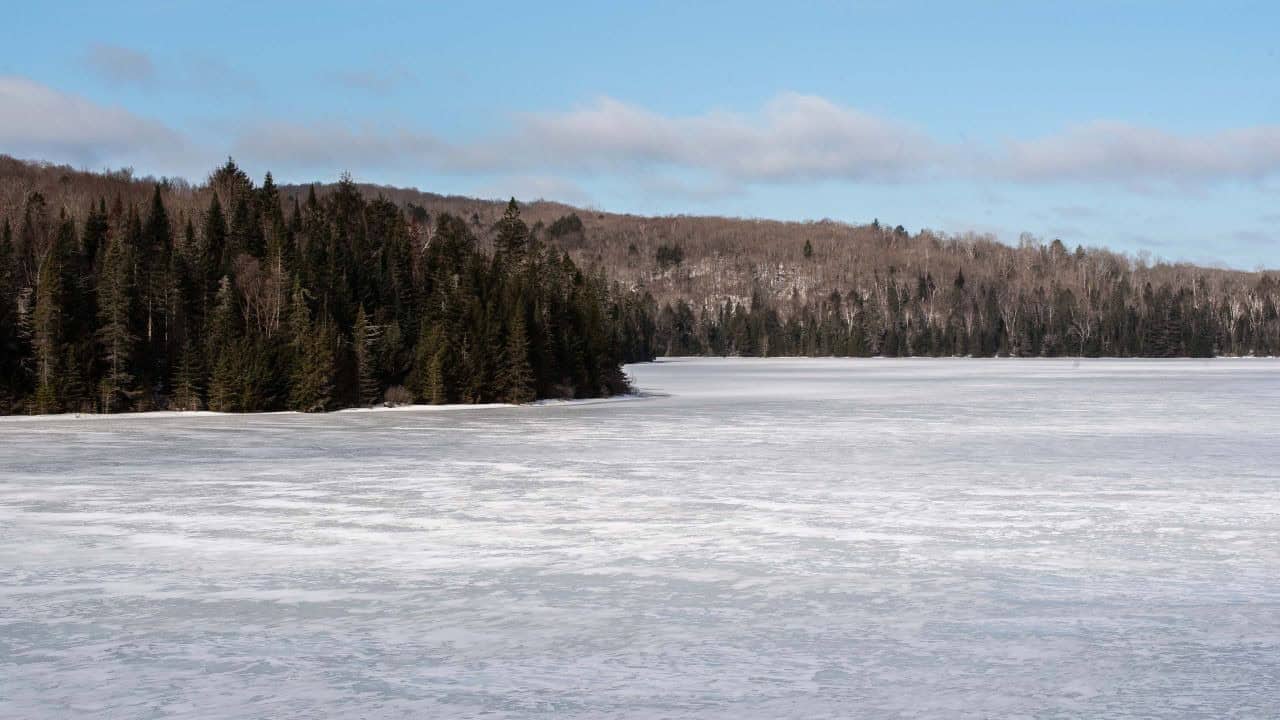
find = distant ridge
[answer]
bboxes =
[2,154,1277,362]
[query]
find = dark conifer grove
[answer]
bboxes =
[0,160,653,415]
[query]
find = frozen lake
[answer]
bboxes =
[2,358,1279,718]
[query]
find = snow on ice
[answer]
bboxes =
[2,358,1279,718]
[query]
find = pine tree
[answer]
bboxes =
[141,185,173,389]
[426,345,448,405]
[352,305,380,406]
[62,344,89,413]
[495,198,528,263]
[203,193,228,289]
[205,277,238,412]
[287,283,335,412]
[0,219,26,412]
[803,239,813,259]
[207,355,236,412]
[32,239,65,413]
[409,322,441,402]
[290,321,335,412]
[82,200,109,269]
[97,231,136,412]
[171,338,204,410]
[500,312,536,404]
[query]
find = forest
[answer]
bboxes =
[0,159,654,415]
[276,171,1279,360]
[2,154,1279,415]
[651,253,1238,359]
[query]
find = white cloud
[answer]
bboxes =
[7,76,1280,201]
[495,94,942,183]
[220,95,1280,192]
[1002,121,1280,184]
[220,94,942,187]
[0,76,193,172]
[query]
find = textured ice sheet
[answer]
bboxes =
[2,358,1279,719]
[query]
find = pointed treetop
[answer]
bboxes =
[496,198,528,259]
[147,184,169,225]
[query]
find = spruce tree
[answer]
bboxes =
[97,232,136,412]
[426,345,448,405]
[205,277,238,412]
[290,321,335,412]
[62,344,89,413]
[500,312,536,404]
[140,185,173,387]
[171,338,204,410]
[32,240,65,413]
[203,193,228,290]
[0,220,25,412]
[287,284,335,412]
[495,198,528,263]
[352,305,380,406]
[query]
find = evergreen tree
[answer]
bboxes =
[500,312,536,404]
[352,305,380,406]
[206,277,238,412]
[32,234,66,413]
[426,345,448,405]
[97,231,136,412]
[140,185,173,389]
[287,284,335,411]
[171,338,204,410]
[290,320,336,412]
[203,193,228,290]
[0,220,26,412]
[495,198,528,263]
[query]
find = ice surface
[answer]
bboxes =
[2,358,1279,718]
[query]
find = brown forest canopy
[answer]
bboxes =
[3,153,1275,311]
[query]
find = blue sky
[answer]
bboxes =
[2,1,1278,268]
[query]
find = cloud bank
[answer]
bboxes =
[4,75,1280,194]
[221,94,1280,191]
[0,76,191,171]
[1004,122,1280,185]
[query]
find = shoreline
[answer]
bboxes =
[0,392,652,423]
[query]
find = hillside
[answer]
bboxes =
[3,154,1279,364]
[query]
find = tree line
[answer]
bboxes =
[3,156,1278,416]
[0,160,655,415]
[650,238,1278,358]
